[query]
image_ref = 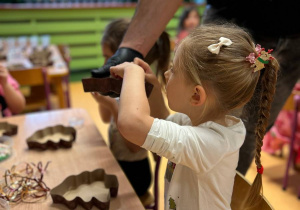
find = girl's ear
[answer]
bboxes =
[191,85,207,106]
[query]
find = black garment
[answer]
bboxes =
[0,96,7,117]
[118,158,152,196]
[203,1,300,174]
[91,47,144,78]
[206,0,300,37]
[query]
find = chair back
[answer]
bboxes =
[145,154,161,210]
[231,172,273,210]
[153,155,161,210]
[57,44,71,67]
[9,67,51,111]
[57,44,71,107]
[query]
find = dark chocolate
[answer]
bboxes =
[81,77,153,98]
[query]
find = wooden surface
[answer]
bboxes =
[0,108,144,210]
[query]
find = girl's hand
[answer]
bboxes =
[0,65,8,87]
[91,92,116,108]
[110,62,144,78]
[133,58,160,86]
[133,57,153,74]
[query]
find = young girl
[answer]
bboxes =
[110,24,279,209]
[0,64,25,117]
[91,18,170,205]
[176,6,201,44]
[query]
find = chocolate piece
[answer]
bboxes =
[26,125,76,150]
[82,77,153,98]
[29,48,52,67]
[0,122,18,136]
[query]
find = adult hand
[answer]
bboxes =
[0,65,8,87]
[91,47,144,78]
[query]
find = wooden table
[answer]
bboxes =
[1,45,69,109]
[0,108,144,210]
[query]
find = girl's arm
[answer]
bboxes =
[110,62,154,146]
[98,104,113,123]
[0,66,25,114]
[92,92,142,152]
[134,58,169,120]
[148,85,169,119]
[2,83,25,114]
[91,92,118,123]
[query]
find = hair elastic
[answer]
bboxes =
[257,165,264,174]
[246,44,274,72]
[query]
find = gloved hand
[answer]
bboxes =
[89,47,144,97]
[91,47,144,78]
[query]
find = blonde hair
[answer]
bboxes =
[177,24,279,209]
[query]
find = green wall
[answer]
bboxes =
[0,5,205,75]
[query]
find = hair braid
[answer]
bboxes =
[242,59,279,209]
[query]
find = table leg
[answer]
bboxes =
[51,76,67,108]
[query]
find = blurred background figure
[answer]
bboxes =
[176,6,201,44]
[91,18,170,207]
[0,64,25,117]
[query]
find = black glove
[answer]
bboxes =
[91,47,144,78]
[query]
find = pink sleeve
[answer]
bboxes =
[8,74,20,90]
[176,30,189,44]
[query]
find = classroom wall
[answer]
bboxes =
[0,4,205,73]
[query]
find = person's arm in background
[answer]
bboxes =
[134,58,169,120]
[0,65,25,114]
[91,93,118,123]
[91,0,182,78]
[120,0,182,57]
[91,92,143,152]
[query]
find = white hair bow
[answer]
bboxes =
[207,37,233,54]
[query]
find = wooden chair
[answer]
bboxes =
[145,154,161,210]
[9,67,51,112]
[282,92,300,198]
[58,44,71,108]
[231,172,273,210]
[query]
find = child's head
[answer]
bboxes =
[101,19,130,63]
[101,18,171,84]
[177,6,201,33]
[172,24,278,120]
[169,23,279,208]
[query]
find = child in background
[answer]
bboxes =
[0,64,25,117]
[110,24,279,209]
[176,6,201,44]
[92,18,170,206]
